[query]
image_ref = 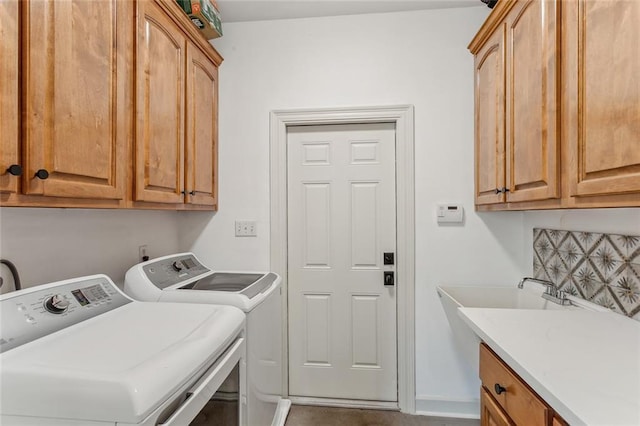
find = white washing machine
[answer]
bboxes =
[124,253,290,426]
[0,274,246,425]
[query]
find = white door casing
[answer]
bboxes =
[287,123,397,401]
[269,105,415,413]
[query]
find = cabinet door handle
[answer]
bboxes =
[34,169,49,180]
[6,164,23,176]
[494,383,507,395]
[495,188,501,194]
[502,187,510,193]
[189,190,196,196]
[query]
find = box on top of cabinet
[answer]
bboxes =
[176,0,223,40]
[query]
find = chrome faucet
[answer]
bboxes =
[518,277,571,305]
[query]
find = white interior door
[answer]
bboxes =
[287,123,397,402]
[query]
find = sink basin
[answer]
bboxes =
[436,284,577,377]
[437,285,572,310]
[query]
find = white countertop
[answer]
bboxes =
[458,308,640,426]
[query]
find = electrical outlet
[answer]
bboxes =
[235,221,257,237]
[138,245,148,262]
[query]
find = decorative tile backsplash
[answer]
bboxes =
[533,228,640,320]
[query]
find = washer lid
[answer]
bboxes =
[0,302,245,424]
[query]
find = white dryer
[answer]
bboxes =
[0,274,246,426]
[124,253,289,426]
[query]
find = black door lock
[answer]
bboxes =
[383,252,395,265]
[384,271,395,286]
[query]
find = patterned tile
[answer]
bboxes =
[534,228,640,321]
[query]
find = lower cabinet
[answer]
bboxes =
[480,343,566,426]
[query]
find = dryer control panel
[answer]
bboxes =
[0,275,131,353]
[142,254,211,289]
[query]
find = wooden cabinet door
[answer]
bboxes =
[22,0,129,200]
[566,0,640,197]
[475,25,506,205]
[481,387,514,426]
[0,0,19,194]
[185,42,218,208]
[135,0,186,204]
[505,0,560,203]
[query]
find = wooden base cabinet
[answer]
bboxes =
[470,0,640,211]
[480,344,566,426]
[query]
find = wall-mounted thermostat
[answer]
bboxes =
[436,204,464,224]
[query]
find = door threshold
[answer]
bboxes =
[289,396,399,411]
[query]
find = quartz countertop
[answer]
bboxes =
[458,308,640,426]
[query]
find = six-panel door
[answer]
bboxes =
[135,0,186,204]
[287,123,398,402]
[22,0,130,199]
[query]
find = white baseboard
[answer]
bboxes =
[289,396,398,411]
[272,398,292,426]
[415,395,480,419]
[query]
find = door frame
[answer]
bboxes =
[269,105,416,413]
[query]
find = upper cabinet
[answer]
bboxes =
[135,0,187,205]
[185,41,219,208]
[0,0,20,195]
[474,25,505,206]
[504,0,559,203]
[470,0,639,210]
[564,0,640,199]
[1,0,222,210]
[22,0,131,202]
[134,0,220,209]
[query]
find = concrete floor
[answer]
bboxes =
[284,405,480,426]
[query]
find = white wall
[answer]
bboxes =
[0,208,180,290]
[177,7,531,416]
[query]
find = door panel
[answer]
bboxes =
[288,123,397,402]
[186,41,218,207]
[23,0,129,199]
[475,27,506,205]
[505,0,559,202]
[135,0,185,204]
[0,0,19,194]
[569,0,640,196]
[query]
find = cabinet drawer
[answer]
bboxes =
[480,343,550,425]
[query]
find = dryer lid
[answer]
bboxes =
[0,302,245,424]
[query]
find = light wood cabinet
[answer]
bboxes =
[470,0,639,210]
[0,0,222,210]
[564,0,640,199]
[22,0,131,201]
[134,0,220,209]
[504,0,559,203]
[480,343,567,426]
[481,387,513,426]
[135,0,187,205]
[474,25,505,206]
[185,42,219,207]
[472,0,560,207]
[0,0,19,194]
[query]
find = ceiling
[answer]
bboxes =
[217,0,484,23]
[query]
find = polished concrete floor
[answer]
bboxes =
[284,405,480,426]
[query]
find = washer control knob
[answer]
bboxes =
[44,294,70,314]
[172,261,183,272]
